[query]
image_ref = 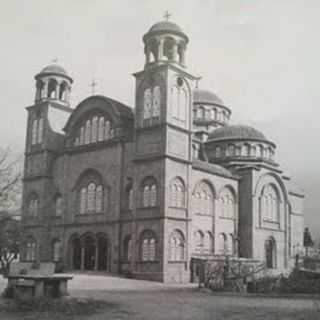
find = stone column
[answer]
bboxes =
[172,42,179,62]
[180,47,186,66]
[42,81,48,99]
[94,244,99,271]
[80,246,85,270]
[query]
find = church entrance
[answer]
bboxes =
[69,233,110,271]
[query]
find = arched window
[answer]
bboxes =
[142,177,157,208]
[265,237,276,269]
[193,181,214,215]
[260,184,280,223]
[204,232,214,254]
[140,230,157,261]
[98,117,105,141]
[85,120,91,144]
[123,235,132,261]
[78,176,105,214]
[169,230,185,261]
[170,178,185,208]
[143,88,152,120]
[105,120,111,140]
[55,195,63,216]
[80,126,85,145]
[48,79,57,99]
[218,233,228,254]
[194,230,204,253]
[28,194,39,217]
[37,118,43,144]
[258,145,264,157]
[251,145,257,157]
[91,116,98,143]
[59,82,67,100]
[32,119,38,145]
[52,240,62,262]
[227,145,235,157]
[199,106,205,118]
[26,238,36,261]
[242,144,250,157]
[152,86,160,118]
[215,146,221,158]
[219,188,235,219]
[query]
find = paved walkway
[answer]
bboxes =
[0,274,318,320]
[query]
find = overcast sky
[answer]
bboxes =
[1,0,319,236]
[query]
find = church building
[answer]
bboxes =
[21,19,305,282]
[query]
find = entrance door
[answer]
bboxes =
[72,238,81,270]
[84,236,95,270]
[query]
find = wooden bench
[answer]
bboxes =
[6,262,73,298]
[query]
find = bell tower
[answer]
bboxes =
[131,17,198,282]
[22,63,73,262]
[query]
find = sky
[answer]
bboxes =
[1,0,319,236]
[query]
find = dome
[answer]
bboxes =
[144,20,188,42]
[40,64,68,76]
[208,125,268,142]
[193,89,224,106]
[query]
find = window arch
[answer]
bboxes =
[203,231,214,254]
[141,177,157,208]
[260,184,280,222]
[194,230,204,253]
[59,82,68,101]
[218,233,228,254]
[78,171,105,215]
[215,146,221,158]
[28,194,39,217]
[140,230,157,261]
[143,88,152,120]
[143,86,161,124]
[219,187,235,219]
[55,195,63,216]
[152,86,161,117]
[170,177,185,208]
[265,237,276,269]
[123,235,132,261]
[193,181,214,215]
[171,84,188,122]
[26,237,36,261]
[169,230,185,261]
[31,117,44,145]
[52,239,62,262]
[48,79,57,99]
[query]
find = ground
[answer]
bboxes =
[0,273,318,320]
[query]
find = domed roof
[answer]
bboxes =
[208,125,268,142]
[40,64,68,76]
[193,89,224,106]
[144,20,188,42]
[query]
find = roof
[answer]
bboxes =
[36,64,73,82]
[193,89,225,106]
[208,125,268,142]
[144,20,188,42]
[192,160,238,179]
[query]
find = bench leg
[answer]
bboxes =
[34,281,44,297]
[59,280,68,296]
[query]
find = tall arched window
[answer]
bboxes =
[85,120,91,144]
[32,119,38,145]
[140,230,157,261]
[37,118,43,144]
[55,195,63,216]
[59,82,68,100]
[204,232,214,254]
[265,237,276,269]
[78,175,105,215]
[141,177,157,208]
[260,184,280,223]
[28,194,39,217]
[169,230,185,261]
[52,239,62,262]
[193,181,214,215]
[170,178,185,208]
[91,116,98,143]
[48,79,57,99]
[194,230,204,253]
[219,188,235,219]
[98,117,105,141]
[143,88,152,120]
[26,237,36,261]
[152,86,161,118]
[80,126,85,145]
[218,233,228,254]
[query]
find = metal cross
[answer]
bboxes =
[90,79,98,95]
[164,10,171,21]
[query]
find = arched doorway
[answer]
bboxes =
[97,235,109,271]
[84,235,96,270]
[72,237,81,270]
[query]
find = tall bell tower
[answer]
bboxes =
[131,17,198,282]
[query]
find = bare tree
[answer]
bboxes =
[0,147,22,211]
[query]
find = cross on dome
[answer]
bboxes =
[90,79,98,95]
[51,58,59,63]
[164,10,171,21]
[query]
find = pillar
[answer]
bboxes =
[42,81,48,99]
[80,245,85,270]
[180,47,186,66]
[172,43,179,62]
[55,82,60,100]
[94,243,99,271]
[157,39,164,61]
